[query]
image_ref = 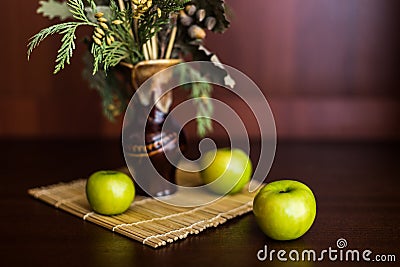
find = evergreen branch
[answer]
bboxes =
[27,20,96,73]
[138,0,187,46]
[54,25,78,73]
[27,0,98,73]
[85,0,97,12]
[82,52,128,120]
[91,42,103,74]
[28,0,221,136]
[89,5,142,73]
[191,82,214,136]
[179,65,214,137]
[66,0,97,22]
[103,41,130,71]
[67,0,88,22]
[109,12,135,47]
[91,39,139,74]
[27,22,71,60]
[109,0,119,14]
[27,22,89,60]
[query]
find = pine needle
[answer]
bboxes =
[27,0,97,73]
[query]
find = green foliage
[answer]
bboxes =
[94,41,130,73]
[54,24,79,73]
[28,0,231,136]
[179,66,214,137]
[137,0,188,46]
[82,52,128,120]
[29,0,197,74]
[67,0,91,22]
[28,0,97,73]
[86,0,97,12]
[90,40,103,74]
[91,4,141,73]
[191,82,214,137]
[27,21,94,73]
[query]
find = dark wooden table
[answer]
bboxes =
[1,139,399,267]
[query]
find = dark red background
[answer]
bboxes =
[1,0,399,140]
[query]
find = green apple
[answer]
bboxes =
[86,170,135,215]
[200,148,252,195]
[253,180,316,240]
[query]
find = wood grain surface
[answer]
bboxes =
[0,138,399,266]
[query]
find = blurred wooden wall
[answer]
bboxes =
[1,0,399,140]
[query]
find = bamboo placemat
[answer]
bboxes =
[28,168,256,248]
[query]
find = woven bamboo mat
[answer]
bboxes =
[28,167,256,248]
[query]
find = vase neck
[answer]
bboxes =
[148,108,167,125]
[129,93,167,135]
[146,106,167,134]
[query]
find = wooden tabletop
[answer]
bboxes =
[1,139,399,267]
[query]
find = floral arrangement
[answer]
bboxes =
[27,0,232,136]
